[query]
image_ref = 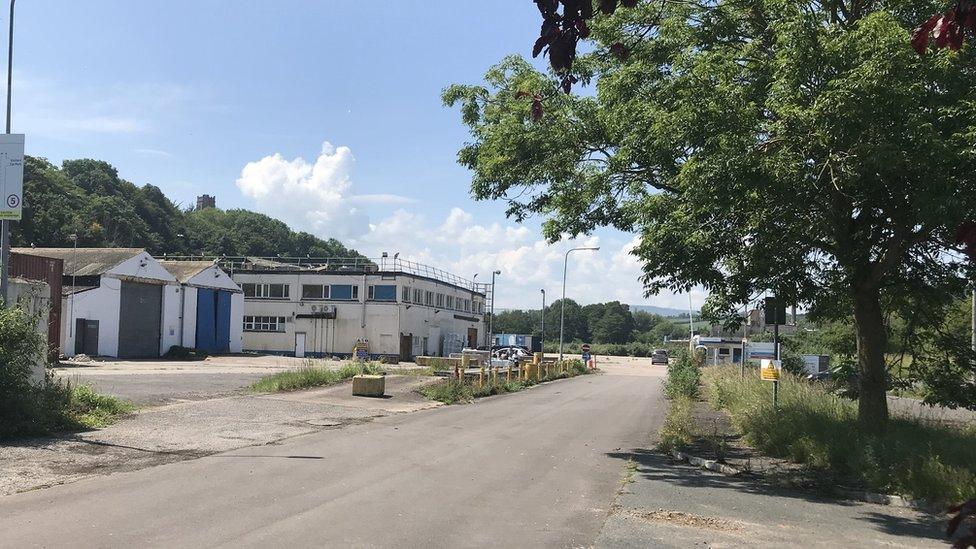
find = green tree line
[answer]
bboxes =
[11,157,365,258]
[492,299,694,346]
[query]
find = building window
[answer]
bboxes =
[413,288,423,304]
[368,284,397,301]
[446,295,454,309]
[425,291,434,306]
[242,283,290,299]
[244,316,286,332]
[464,299,471,312]
[436,293,444,308]
[302,284,330,300]
[402,286,411,303]
[330,284,360,300]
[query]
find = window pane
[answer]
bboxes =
[302,285,323,299]
[331,285,353,300]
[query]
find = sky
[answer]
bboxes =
[9,0,704,311]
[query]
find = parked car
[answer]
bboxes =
[650,349,669,365]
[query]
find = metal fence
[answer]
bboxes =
[157,254,490,294]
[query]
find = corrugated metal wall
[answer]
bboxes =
[10,252,64,360]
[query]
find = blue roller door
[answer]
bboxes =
[196,288,217,354]
[215,290,231,354]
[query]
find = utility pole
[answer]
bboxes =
[488,270,500,352]
[540,288,546,353]
[971,287,975,353]
[558,246,599,361]
[0,0,15,306]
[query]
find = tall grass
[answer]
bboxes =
[1,378,135,440]
[250,361,381,392]
[704,365,976,503]
[663,350,702,400]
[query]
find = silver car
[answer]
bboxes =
[650,349,669,365]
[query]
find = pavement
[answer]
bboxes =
[52,355,315,405]
[0,357,952,547]
[0,375,440,496]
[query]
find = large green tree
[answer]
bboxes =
[444,1,976,429]
[13,156,366,260]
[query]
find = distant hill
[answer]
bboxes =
[12,156,366,259]
[628,304,699,317]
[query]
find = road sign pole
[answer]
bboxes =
[773,379,779,408]
[0,0,13,306]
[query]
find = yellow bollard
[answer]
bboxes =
[507,364,512,382]
[460,355,470,381]
[479,366,485,388]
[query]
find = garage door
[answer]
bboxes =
[195,289,232,354]
[118,281,162,358]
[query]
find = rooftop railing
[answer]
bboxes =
[158,254,490,294]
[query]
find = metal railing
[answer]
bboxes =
[157,254,490,294]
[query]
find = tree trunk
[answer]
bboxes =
[852,282,889,432]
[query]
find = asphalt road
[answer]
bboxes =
[0,365,665,548]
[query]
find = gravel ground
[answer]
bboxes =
[0,375,439,496]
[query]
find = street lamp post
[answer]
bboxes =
[0,0,15,306]
[540,288,546,353]
[559,246,599,361]
[488,270,500,352]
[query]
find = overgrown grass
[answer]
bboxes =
[250,361,381,392]
[703,365,976,503]
[663,350,702,400]
[658,395,696,453]
[1,378,135,440]
[67,384,136,428]
[419,359,591,405]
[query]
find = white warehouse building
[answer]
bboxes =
[230,257,488,361]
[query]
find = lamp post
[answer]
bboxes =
[540,288,546,353]
[559,246,599,361]
[0,0,15,306]
[488,270,500,351]
[68,233,77,337]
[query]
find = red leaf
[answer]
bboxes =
[610,41,629,60]
[934,13,954,49]
[911,14,941,54]
[576,18,590,39]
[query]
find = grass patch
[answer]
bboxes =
[663,350,702,400]
[67,384,136,428]
[1,378,135,440]
[658,396,696,454]
[250,361,381,392]
[419,359,592,405]
[703,365,976,503]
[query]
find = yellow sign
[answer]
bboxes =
[760,359,781,381]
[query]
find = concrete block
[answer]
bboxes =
[352,375,386,397]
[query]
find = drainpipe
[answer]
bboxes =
[361,272,367,337]
[178,284,186,348]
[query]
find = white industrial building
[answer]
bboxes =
[159,260,244,354]
[14,248,181,358]
[230,257,488,361]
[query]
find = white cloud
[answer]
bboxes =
[134,148,174,158]
[351,207,702,311]
[235,139,703,312]
[236,141,371,239]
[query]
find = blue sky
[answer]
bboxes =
[9,0,702,310]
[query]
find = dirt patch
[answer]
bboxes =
[634,509,744,532]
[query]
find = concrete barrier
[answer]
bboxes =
[352,375,386,397]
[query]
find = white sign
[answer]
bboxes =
[0,134,24,221]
